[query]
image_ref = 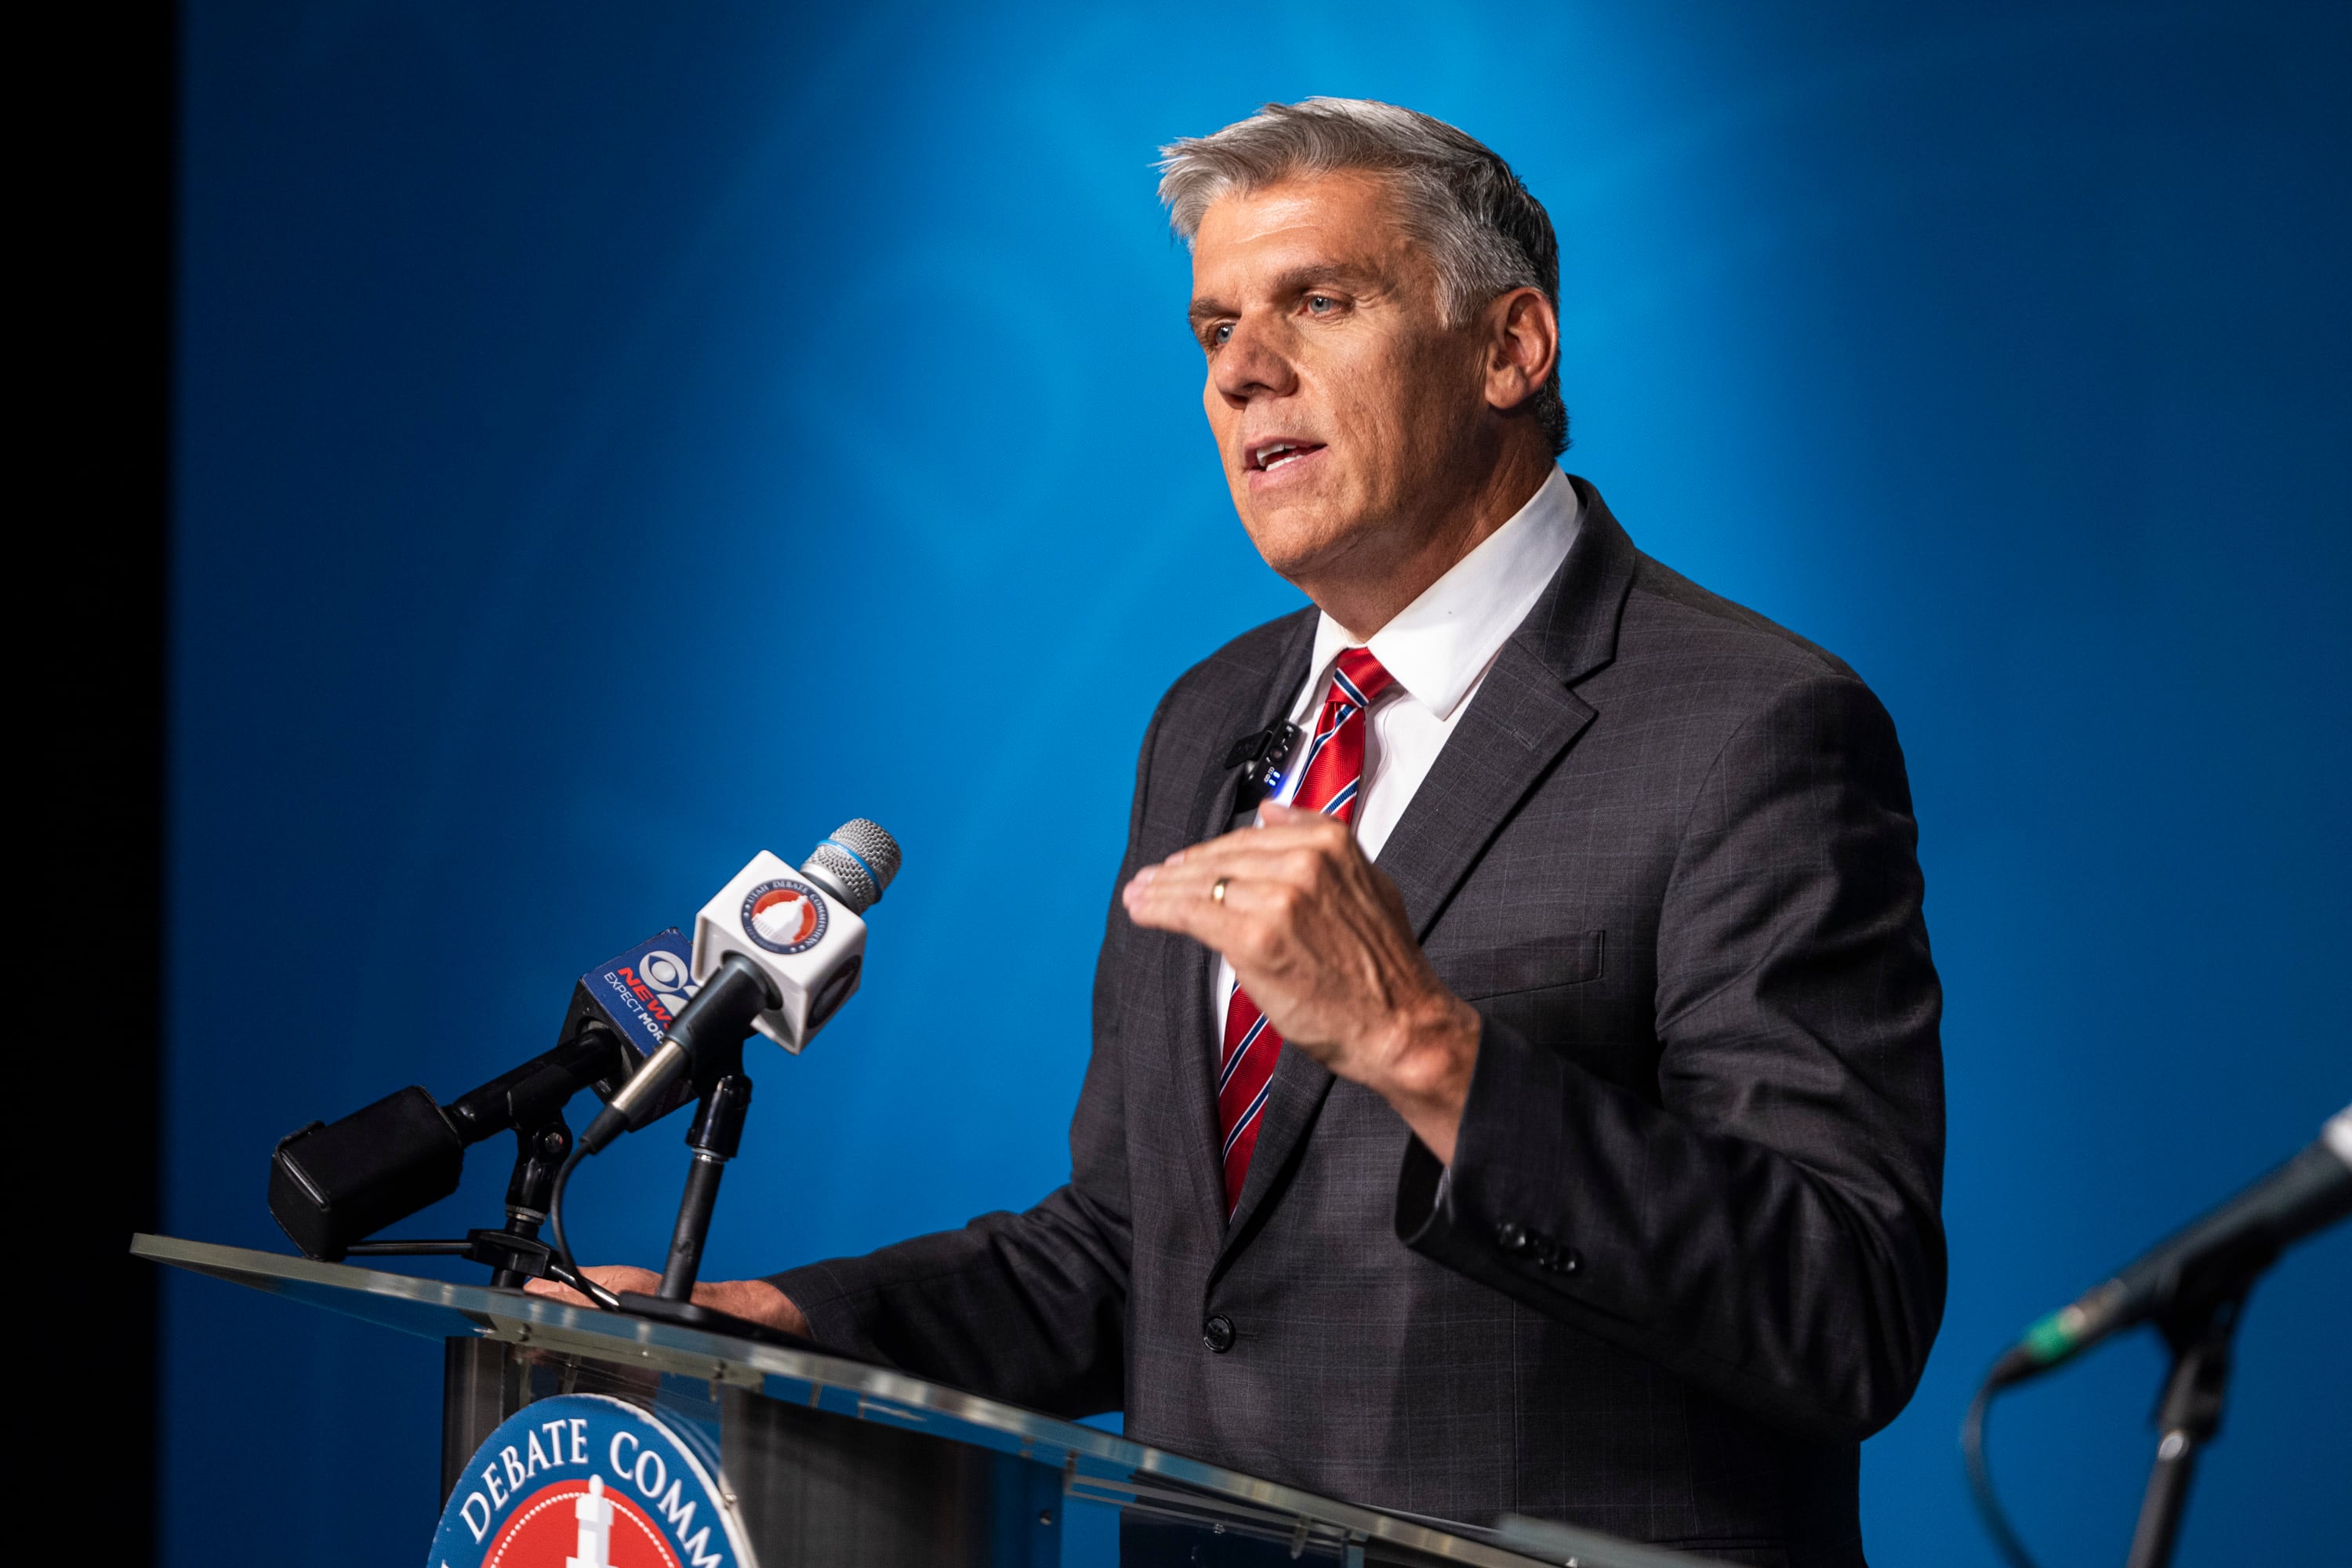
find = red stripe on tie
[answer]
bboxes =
[1217,647,1394,1214]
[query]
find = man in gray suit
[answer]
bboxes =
[552,98,1944,1566]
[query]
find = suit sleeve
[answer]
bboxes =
[1398,670,1947,1443]
[764,703,1167,1417]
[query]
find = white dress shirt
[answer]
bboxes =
[1212,466,1584,1037]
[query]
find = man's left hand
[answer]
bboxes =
[1120,803,1479,1162]
[523,1266,807,1335]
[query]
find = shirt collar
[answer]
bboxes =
[1299,466,1582,723]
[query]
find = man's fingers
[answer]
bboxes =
[523,1276,597,1307]
[521,1263,661,1308]
[1120,800,1393,970]
[1124,813,1377,930]
[1123,867,1318,967]
[1133,849,1327,907]
[1123,862,1242,931]
[1125,862,1264,935]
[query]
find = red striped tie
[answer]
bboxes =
[1217,646,1396,1213]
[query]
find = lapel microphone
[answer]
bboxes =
[1225,720,1302,806]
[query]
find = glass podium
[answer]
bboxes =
[137,1233,1719,1568]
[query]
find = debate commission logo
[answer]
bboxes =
[429,1394,754,1568]
[739,878,828,955]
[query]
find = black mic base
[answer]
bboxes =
[614,1290,823,1354]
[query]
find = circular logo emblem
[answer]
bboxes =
[428,1393,753,1568]
[740,877,828,954]
[637,948,696,1015]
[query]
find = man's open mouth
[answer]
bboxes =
[1247,439,1327,473]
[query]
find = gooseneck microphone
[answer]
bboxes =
[1989,1105,2352,1388]
[1965,1104,2352,1568]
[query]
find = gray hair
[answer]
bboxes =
[1157,98,1567,454]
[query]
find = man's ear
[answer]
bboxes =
[1483,286,1559,413]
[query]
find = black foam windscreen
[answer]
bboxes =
[268,1086,465,1261]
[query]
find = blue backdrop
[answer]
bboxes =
[167,4,2348,1563]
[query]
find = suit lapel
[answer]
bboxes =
[1163,612,1317,1240]
[1219,479,1640,1257]
[1380,478,1637,938]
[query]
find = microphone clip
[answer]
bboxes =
[1225,720,1301,806]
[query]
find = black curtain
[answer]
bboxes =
[42,4,173,1556]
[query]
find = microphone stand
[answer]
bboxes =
[537,952,814,1346]
[485,1107,575,1288]
[2124,1284,2251,1568]
[615,1030,805,1345]
[1968,1247,2279,1568]
[345,1106,620,1303]
[658,1068,751,1300]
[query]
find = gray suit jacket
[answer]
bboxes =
[775,479,1945,1567]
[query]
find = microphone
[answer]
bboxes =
[561,929,702,1073]
[1225,720,1301,805]
[267,929,700,1261]
[1990,1104,2352,1386]
[547,928,707,1128]
[578,819,902,1156]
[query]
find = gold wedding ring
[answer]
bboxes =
[1210,877,1229,906]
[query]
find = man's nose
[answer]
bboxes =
[1211,311,1298,404]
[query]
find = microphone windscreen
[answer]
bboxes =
[270,1085,464,1260]
[805,818,902,914]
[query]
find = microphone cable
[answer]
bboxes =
[1962,1374,2042,1568]
[545,1144,622,1311]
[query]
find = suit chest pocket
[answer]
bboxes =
[1444,929,1606,1000]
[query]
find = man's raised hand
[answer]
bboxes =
[1120,802,1480,1162]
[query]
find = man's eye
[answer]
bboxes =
[1209,323,1233,347]
[1306,295,1335,314]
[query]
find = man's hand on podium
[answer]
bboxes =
[523,1267,808,1337]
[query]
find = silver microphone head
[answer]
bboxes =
[803,818,902,915]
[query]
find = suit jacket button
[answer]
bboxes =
[1202,1315,1236,1353]
[1548,1247,1584,1275]
[1495,1221,1530,1254]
